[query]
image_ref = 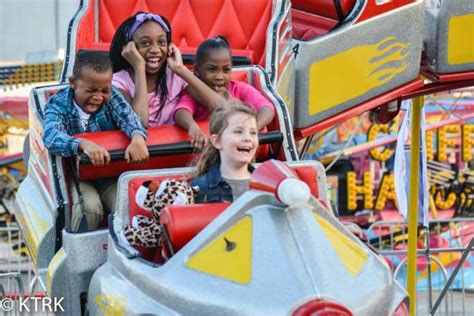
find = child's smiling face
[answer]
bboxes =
[195,48,232,96]
[133,21,169,74]
[70,69,112,114]
[211,113,258,168]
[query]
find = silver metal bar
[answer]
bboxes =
[425,226,433,313]
[95,0,99,43]
[430,238,474,315]
[299,134,314,160]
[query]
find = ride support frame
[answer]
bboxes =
[407,96,423,315]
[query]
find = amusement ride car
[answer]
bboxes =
[14,0,474,315]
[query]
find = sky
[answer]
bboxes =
[0,0,79,63]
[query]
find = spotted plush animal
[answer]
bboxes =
[123,179,195,248]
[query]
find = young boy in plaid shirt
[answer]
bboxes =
[44,51,149,231]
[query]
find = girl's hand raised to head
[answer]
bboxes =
[167,44,185,73]
[122,41,146,70]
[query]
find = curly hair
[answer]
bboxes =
[73,50,112,79]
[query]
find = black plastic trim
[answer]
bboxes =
[182,54,251,66]
[269,0,287,83]
[258,65,298,161]
[51,155,66,252]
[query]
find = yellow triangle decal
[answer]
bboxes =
[186,217,252,284]
[313,214,368,276]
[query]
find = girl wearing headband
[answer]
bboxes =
[110,12,224,127]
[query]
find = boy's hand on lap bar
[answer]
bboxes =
[125,135,149,164]
[79,139,111,167]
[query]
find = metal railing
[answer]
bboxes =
[0,221,42,314]
[367,218,474,315]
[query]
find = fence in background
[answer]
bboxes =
[367,218,474,315]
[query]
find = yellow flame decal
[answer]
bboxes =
[15,205,52,262]
[448,14,474,65]
[47,248,65,293]
[309,36,410,115]
[95,293,127,316]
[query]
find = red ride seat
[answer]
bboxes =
[128,175,194,220]
[292,0,356,20]
[158,165,326,255]
[291,0,356,41]
[126,174,193,261]
[127,174,228,260]
[292,9,338,41]
[160,202,230,252]
[76,0,272,67]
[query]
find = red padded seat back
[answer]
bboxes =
[231,71,248,83]
[161,202,230,251]
[292,10,337,41]
[128,174,192,220]
[160,166,322,254]
[77,0,272,67]
[127,167,321,224]
[292,0,356,20]
[127,174,192,262]
[291,0,356,41]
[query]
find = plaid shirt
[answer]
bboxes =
[43,86,147,156]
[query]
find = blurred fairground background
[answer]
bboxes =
[1,1,474,315]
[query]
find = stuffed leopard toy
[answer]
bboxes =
[123,178,195,248]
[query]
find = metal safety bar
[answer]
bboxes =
[430,238,474,315]
[79,131,284,165]
[0,272,25,299]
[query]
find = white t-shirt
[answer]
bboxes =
[73,101,91,131]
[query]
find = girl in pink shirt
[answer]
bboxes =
[174,35,275,149]
[110,12,224,127]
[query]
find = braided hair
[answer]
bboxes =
[110,12,172,118]
[194,35,231,67]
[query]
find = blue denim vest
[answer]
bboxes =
[190,164,234,203]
